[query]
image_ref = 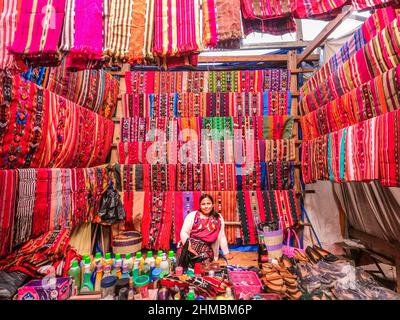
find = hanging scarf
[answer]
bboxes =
[261,116,294,139]
[175,163,202,191]
[128,0,154,64]
[104,0,134,62]
[10,0,66,67]
[0,170,18,258]
[352,0,395,10]
[378,108,400,186]
[201,140,235,164]
[61,0,104,70]
[118,141,161,164]
[242,16,296,36]
[264,139,296,162]
[293,0,347,20]
[153,0,202,64]
[0,0,25,72]
[236,162,266,191]
[141,192,173,250]
[202,0,243,49]
[202,164,236,191]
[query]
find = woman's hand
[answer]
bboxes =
[224,253,234,260]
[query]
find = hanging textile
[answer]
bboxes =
[141,192,173,250]
[176,164,202,191]
[237,190,300,244]
[378,108,400,187]
[351,0,395,10]
[236,162,267,191]
[293,0,347,20]
[301,16,400,112]
[304,7,399,94]
[261,116,294,139]
[201,140,235,164]
[242,16,297,36]
[153,0,202,65]
[0,230,79,278]
[10,0,66,67]
[128,0,154,64]
[202,117,234,141]
[118,141,172,164]
[301,65,400,139]
[201,164,237,191]
[0,0,25,72]
[264,139,296,162]
[0,170,18,257]
[60,0,104,70]
[202,0,243,49]
[104,0,134,62]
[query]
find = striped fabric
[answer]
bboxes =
[0,170,18,257]
[301,16,400,114]
[153,0,202,63]
[352,0,395,10]
[293,0,347,19]
[303,7,399,96]
[10,0,66,66]
[128,0,154,64]
[61,0,104,70]
[0,0,24,72]
[202,0,243,48]
[105,0,134,62]
[301,65,400,140]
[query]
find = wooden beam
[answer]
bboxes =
[297,6,353,65]
[240,40,311,50]
[199,54,319,64]
[348,227,400,260]
[296,19,303,41]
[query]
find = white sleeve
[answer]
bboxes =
[218,215,230,255]
[180,211,195,245]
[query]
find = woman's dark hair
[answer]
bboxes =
[199,194,219,218]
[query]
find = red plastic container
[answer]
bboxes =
[228,271,263,299]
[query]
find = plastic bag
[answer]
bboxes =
[98,185,126,225]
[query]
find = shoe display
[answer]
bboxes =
[312,245,339,263]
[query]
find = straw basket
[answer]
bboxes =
[260,229,283,260]
[112,231,142,255]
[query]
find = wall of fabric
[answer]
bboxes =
[115,69,301,249]
[0,166,110,258]
[0,74,114,169]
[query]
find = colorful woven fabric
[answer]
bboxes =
[0,169,18,257]
[60,0,104,70]
[153,0,202,64]
[128,0,154,64]
[202,164,237,191]
[301,65,400,140]
[0,229,79,278]
[104,0,134,62]
[293,0,347,20]
[303,7,399,96]
[301,16,400,113]
[352,0,395,10]
[237,190,300,244]
[141,192,173,250]
[242,16,297,36]
[264,139,296,161]
[10,0,66,67]
[202,0,243,49]
[378,108,400,186]
[0,0,24,72]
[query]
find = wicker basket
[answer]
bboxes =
[112,231,142,255]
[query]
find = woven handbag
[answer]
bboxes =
[282,227,304,258]
[112,231,142,255]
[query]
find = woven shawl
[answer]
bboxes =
[10,0,66,66]
[105,0,134,62]
[202,0,243,49]
[0,0,24,72]
[242,16,297,36]
[293,0,347,20]
[61,0,104,70]
[153,0,202,61]
[0,169,18,258]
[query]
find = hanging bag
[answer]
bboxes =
[282,227,304,258]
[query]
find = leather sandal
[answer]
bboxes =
[305,246,322,264]
[293,249,309,263]
[287,291,302,300]
[264,272,282,281]
[312,245,339,263]
[268,278,284,286]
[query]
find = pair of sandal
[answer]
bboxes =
[261,261,301,300]
[305,245,339,264]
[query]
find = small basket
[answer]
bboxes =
[112,231,142,255]
[228,271,263,300]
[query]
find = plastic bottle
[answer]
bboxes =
[94,264,103,292]
[167,251,176,273]
[68,261,81,294]
[121,264,131,279]
[145,251,155,275]
[103,252,113,267]
[155,251,163,268]
[112,254,122,279]
[81,260,94,292]
[93,252,103,267]
[103,264,112,279]
[160,255,170,274]
[136,251,145,274]
[186,287,195,300]
[123,253,134,274]
[132,260,140,279]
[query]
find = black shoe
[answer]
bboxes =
[312,245,339,263]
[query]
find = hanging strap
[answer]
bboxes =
[300,203,322,248]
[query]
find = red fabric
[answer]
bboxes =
[190,211,221,243]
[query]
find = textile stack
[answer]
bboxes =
[300,7,400,187]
